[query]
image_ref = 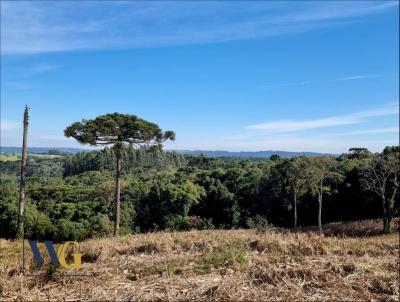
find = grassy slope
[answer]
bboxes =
[0,219,398,301]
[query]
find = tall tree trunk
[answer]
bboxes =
[387,216,392,233]
[318,185,323,234]
[382,194,389,233]
[293,191,297,229]
[114,151,122,236]
[16,106,29,239]
[385,185,398,233]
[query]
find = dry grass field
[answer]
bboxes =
[0,154,19,162]
[0,153,61,162]
[0,219,399,301]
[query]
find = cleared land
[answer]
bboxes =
[0,154,19,162]
[0,219,399,301]
[0,154,63,162]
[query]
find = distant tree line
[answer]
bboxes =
[0,146,398,240]
[63,147,187,176]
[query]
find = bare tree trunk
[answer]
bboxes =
[382,195,389,233]
[16,106,29,239]
[318,184,323,234]
[293,191,297,229]
[386,185,398,233]
[387,216,392,233]
[114,152,122,236]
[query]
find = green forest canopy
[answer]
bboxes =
[0,146,398,240]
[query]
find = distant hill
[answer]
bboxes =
[173,150,334,158]
[1,147,335,158]
[0,146,90,154]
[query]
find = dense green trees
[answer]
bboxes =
[272,157,308,229]
[307,156,339,233]
[63,147,186,176]
[360,146,399,232]
[0,146,398,240]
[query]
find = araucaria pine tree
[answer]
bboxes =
[65,113,175,236]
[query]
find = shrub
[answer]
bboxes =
[0,197,54,240]
[197,239,248,273]
[53,219,81,241]
[187,216,214,230]
[91,214,114,237]
[165,215,189,231]
[25,208,54,240]
[0,197,18,238]
[245,215,269,231]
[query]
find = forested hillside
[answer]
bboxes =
[0,146,398,240]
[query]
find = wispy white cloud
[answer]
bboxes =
[2,63,61,90]
[261,74,384,90]
[245,103,399,132]
[335,74,383,81]
[178,103,399,153]
[1,1,397,55]
[7,63,61,79]
[20,63,61,77]
[272,1,397,23]
[246,118,356,132]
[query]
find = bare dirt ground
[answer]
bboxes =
[0,219,399,301]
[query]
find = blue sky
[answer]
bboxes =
[1,1,398,153]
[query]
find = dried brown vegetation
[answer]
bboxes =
[0,219,399,301]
